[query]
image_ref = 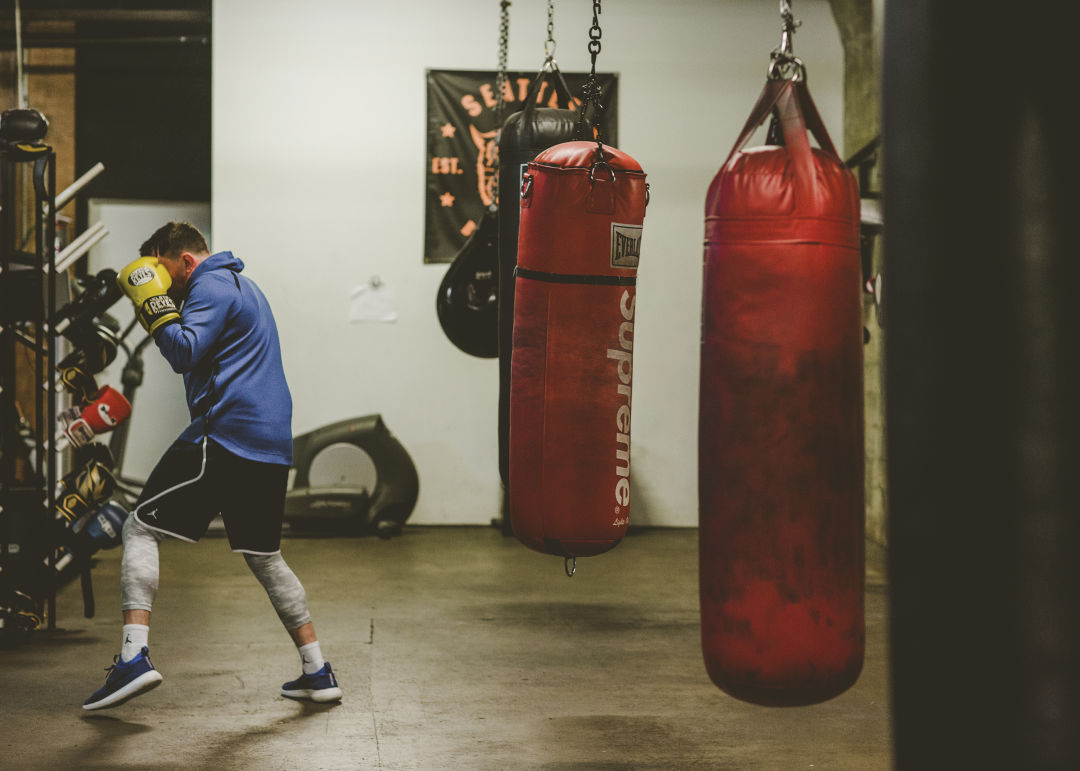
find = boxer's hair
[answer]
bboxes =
[140,222,209,260]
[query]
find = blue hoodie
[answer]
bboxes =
[153,251,293,465]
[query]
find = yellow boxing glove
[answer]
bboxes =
[116,256,181,334]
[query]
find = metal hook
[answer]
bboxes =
[542,56,560,73]
[779,26,793,58]
[589,161,615,186]
[779,0,798,32]
[768,53,806,81]
[564,556,577,577]
[769,0,806,85]
[544,0,556,60]
[768,54,806,82]
[772,0,802,64]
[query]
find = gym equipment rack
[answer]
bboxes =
[0,111,59,636]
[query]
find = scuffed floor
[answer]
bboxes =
[0,527,891,769]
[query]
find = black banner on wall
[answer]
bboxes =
[424,69,618,264]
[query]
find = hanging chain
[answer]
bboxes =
[494,0,510,130]
[544,0,556,65]
[587,0,602,72]
[491,0,511,212]
[769,0,805,81]
[576,0,605,150]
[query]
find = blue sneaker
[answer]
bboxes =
[83,647,163,711]
[281,662,342,703]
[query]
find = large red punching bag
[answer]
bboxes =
[510,141,647,560]
[699,78,864,706]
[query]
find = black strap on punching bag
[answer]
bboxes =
[496,0,583,496]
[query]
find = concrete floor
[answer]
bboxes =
[1,527,892,770]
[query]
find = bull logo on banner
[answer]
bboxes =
[468,124,498,209]
[424,69,619,264]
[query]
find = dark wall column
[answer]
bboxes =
[884,2,1079,767]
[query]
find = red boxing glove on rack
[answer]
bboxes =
[58,385,132,449]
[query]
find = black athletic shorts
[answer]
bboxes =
[133,436,289,554]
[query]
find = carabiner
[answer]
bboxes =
[589,161,615,186]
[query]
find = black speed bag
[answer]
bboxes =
[436,208,499,358]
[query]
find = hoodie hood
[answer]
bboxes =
[194,250,245,276]
[181,251,244,302]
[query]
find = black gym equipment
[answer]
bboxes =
[436,209,499,358]
[435,1,507,360]
[284,415,419,538]
[0,588,42,649]
[0,108,48,147]
[0,109,60,638]
[0,117,127,637]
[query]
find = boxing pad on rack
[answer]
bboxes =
[70,502,128,554]
[699,78,864,706]
[0,108,48,145]
[55,458,116,524]
[58,385,132,449]
[53,269,122,339]
[59,318,119,378]
[496,68,581,487]
[509,141,648,559]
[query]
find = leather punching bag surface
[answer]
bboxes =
[699,79,864,706]
[510,141,647,558]
[497,71,580,487]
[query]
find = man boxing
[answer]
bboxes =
[83,222,342,710]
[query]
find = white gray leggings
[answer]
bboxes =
[121,514,312,631]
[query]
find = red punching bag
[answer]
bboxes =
[510,140,647,560]
[699,78,864,705]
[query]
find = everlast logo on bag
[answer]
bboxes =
[610,224,642,269]
[607,290,635,517]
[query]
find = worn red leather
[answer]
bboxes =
[510,141,647,558]
[700,79,865,705]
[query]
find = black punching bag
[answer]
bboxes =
[497,68,579,488]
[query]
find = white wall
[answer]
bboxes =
[211,0,844,526]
